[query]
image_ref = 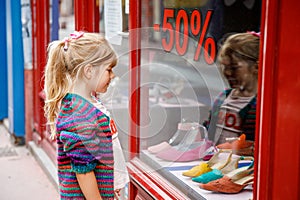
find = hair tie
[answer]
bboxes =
[63,31,85,51]
[63,37,70,51]
[247,31,260,37]
[70,31,85,39]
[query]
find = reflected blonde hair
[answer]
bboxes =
[218,32,260,64]
[44,32,117,138]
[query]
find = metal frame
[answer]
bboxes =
[74,0,99,32]
[0,0,8,121]
[31,0,49,137]
[6,0,25,140]
[128,0,142,198]
[255,0,300,199]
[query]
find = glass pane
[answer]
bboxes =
[138,0,261,199]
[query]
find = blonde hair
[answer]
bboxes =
[44,32,117,138]
[218,32,260,64]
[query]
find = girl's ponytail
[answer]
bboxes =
[44,41,71,139]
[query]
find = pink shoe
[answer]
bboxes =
[156,140,213,162]
[148,142,172,154]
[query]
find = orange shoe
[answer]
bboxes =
[199,174,254,194]
[217,134,253,150]
[199,163,254,194]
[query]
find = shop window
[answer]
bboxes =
[100,0,262,199]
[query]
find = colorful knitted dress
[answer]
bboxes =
[56,93,114,199]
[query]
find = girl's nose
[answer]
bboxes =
[110,71,116,79]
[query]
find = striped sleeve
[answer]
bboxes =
[59,129,101,174]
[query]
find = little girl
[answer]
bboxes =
[44,31,128,199]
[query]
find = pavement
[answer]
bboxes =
[0,123,59,200]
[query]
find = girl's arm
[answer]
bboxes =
[76,171,103,200]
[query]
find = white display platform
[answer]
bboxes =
[141,150,253,200]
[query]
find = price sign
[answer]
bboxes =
[153,8,216,65]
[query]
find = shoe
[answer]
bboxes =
[182,150,232,177]
[147,141,172,154]
[192,156,254,183]
[192,169,224,183]
[147,122,199,154]
[217,134,253,150]
[182,162,213,177]
[199,174,254,194]
[217,134,254,156]
[219,156,254,175]
[206,149,233,170]
[156,140,213,162]
[199,165,254,194]
[155,124,213,162]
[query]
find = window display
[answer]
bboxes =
[100,0,262,199]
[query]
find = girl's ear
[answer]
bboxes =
[83,64,93,79]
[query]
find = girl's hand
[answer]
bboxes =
[114,189,121,199]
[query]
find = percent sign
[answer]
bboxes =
[192,10,215,64]
[154,9,216,64]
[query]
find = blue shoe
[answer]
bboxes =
[192,169,223,183]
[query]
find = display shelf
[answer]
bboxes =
[128,158,190,200]
[140,150,253,200]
